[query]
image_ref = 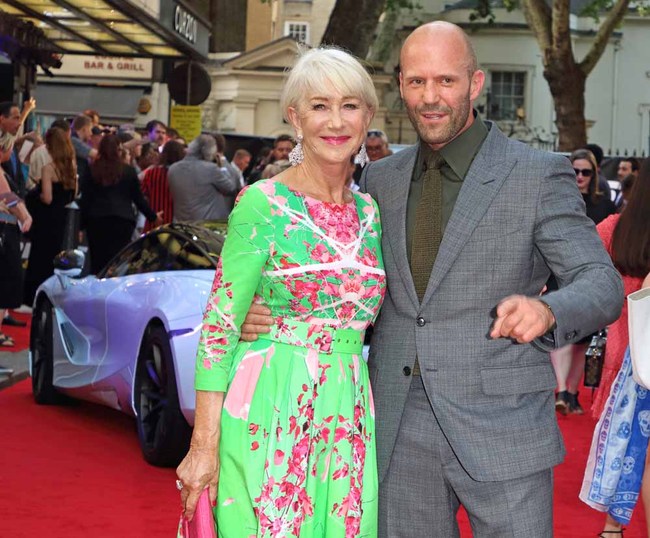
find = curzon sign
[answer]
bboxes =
[173,4,197,44]
[159,0,209,57]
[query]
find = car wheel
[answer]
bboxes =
[30,298,63,404]
[134,324,191,467]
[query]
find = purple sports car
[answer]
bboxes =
[30,222,226,467]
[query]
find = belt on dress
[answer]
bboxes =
[257,318,365,355]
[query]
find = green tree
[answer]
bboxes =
[513,0,640,150]
[320,0,420,58]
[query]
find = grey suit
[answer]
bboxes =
[360,122,623,534]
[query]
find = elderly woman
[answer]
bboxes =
[176,47,385,537]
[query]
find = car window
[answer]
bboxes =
[100,234,170,278]
[98,225,223,278]
[164,237,215,270]
[100,240,144,278]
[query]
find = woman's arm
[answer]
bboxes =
[12,201,32,233]
[176,390,223,520]
[176,186,272,519]
[40,163,54,205]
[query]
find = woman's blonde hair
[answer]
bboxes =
[280,46,378,121]
[45,127,76,191]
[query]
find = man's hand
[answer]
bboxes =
[240,302,273,342]
[22,97,36,115]
[490,295,555,344]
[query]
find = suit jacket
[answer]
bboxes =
[360,121,624,483]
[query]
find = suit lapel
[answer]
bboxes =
[421,125,516,306]
[381,146,420,310]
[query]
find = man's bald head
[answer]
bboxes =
[401,22,478,78]
[398,21,485,150]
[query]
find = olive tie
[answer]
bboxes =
[410,152,445,377]
[411,152,445,302]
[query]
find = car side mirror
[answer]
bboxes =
[54,249,85,280]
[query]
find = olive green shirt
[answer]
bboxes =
[406,114,489,262]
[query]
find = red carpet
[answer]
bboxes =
[0,380,647,537]
[1,311,31,352]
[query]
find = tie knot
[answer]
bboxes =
[425,152,445,171]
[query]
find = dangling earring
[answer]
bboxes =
[288,135,304,166]
[354,143,369,168]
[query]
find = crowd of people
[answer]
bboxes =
[0,108,288,354]
[0,20,649,538]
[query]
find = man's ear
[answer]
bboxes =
[470,70,485,102]
[398,72,404,100]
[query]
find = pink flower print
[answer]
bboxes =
[249,423,259,435]
[358,247,379,268]
[274,449,285,465]
[345,515,361,538]
[332,462,350,480]
[289,279,321,304]
[336,302,356,323]
[318,363,331,386]
[310,243,335,263]
[314,331,332,353]
[280,256,301,270]
[334,427,349,443]
[305,348,319,381]
[223,350,268,420]
[339,276,365,303]
[251,441,259,450]
[297,488,314,517]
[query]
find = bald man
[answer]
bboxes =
[241,22,623,536]
[357,22,622,537]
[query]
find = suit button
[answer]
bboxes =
[403,366,412,376]
[565,331,577,340]
[416,317,426,327]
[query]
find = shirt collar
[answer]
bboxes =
[416,110,488,180]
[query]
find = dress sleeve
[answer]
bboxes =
[195,185,272,392]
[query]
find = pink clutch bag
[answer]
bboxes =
[177,489,217,538]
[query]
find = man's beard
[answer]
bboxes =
[406,98,471,147]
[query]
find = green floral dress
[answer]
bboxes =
[194,179,386,537]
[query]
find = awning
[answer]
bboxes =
[0,0,209,60]
[34,83,144,120]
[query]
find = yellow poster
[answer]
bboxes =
[170,105,202,143]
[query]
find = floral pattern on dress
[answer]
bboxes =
[193,180,385,537]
